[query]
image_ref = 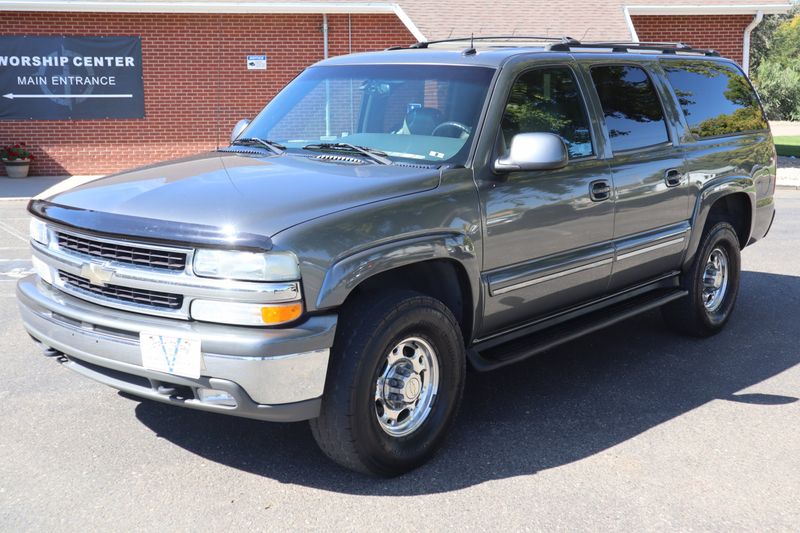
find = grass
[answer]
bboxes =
[774,136,800,157]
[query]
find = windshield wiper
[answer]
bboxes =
[231,137,285,155]
[303,143,392,165]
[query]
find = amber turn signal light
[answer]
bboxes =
[261,302,303,325]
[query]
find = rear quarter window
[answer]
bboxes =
[662,60,767,138]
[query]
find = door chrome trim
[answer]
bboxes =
[491,257,613,296]
[488,224,689,297]
[615,236,686,261]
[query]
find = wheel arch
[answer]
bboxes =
[315,234,480,343]
[705,192,752,248]
[683,178,755,270]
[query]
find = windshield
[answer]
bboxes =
[241,64,496,165]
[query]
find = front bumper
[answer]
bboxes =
[17,275,337,422]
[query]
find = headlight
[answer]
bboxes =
[29,217,49,245]
[193,249,299,281]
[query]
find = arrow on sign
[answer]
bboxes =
[3,93,133,100]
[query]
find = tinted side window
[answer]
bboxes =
[502,67,593,158]
[590,65,669,152]
[662,60,767,138]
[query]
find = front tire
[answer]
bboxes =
[310,290,466,476]
[662,221,741,337]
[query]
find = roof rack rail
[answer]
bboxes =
[386,36,720,57]
[386,35,578,51]
[546,40,720,56]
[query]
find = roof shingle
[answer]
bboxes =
[399,0,791,41]
[3,0,792,42]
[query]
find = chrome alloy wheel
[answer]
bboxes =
[374,337,440,437]
[702,247,729,312]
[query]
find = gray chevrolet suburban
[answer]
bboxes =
[17,37,776,476]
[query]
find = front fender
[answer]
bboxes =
[683,175,756,269]
[315,232,479,310]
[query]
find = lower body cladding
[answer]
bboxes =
[16,275,336,422]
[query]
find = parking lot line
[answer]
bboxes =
[0,220,27,243]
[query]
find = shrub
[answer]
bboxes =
[755,60,800,120]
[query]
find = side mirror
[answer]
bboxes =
[493,132,569,173]
[230,118,251,144]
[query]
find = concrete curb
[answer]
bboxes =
[776,168,800,190]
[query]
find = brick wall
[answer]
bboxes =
[0,12,413,176]
[631,14,754,65]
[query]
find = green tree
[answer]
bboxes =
[753,11,800,120]
[749,6,797,74]
[751,6,800,120]
[754,60,800,120]
[765,14,800,67]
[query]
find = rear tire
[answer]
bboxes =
[662,221,741,337]
[310,290,466,476]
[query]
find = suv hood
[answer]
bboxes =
[41,152,440,239]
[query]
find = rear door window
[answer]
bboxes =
[662,60,767,138]
[590,65,670,152]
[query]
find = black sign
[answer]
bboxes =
[0,36,144,120]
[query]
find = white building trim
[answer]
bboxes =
[623,6,640,42]
[0,1,426,41]
[626,4,791,16]
[391,3,425,41]
[0,1,393,14]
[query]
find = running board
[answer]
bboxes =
[468,288,688,372]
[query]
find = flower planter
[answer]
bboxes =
[2,159,31,179]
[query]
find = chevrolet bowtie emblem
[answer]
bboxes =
[80,263,114,287]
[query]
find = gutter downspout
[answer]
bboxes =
[322,13,329,59]
[323,13,330,137]
[743,10,764,75]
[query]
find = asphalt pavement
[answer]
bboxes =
[1,191,799,532]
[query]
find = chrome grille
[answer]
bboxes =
[57,232,187,271]
[58,270,184,310]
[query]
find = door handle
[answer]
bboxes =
[665,168,682,188]
[589,180,611,202]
